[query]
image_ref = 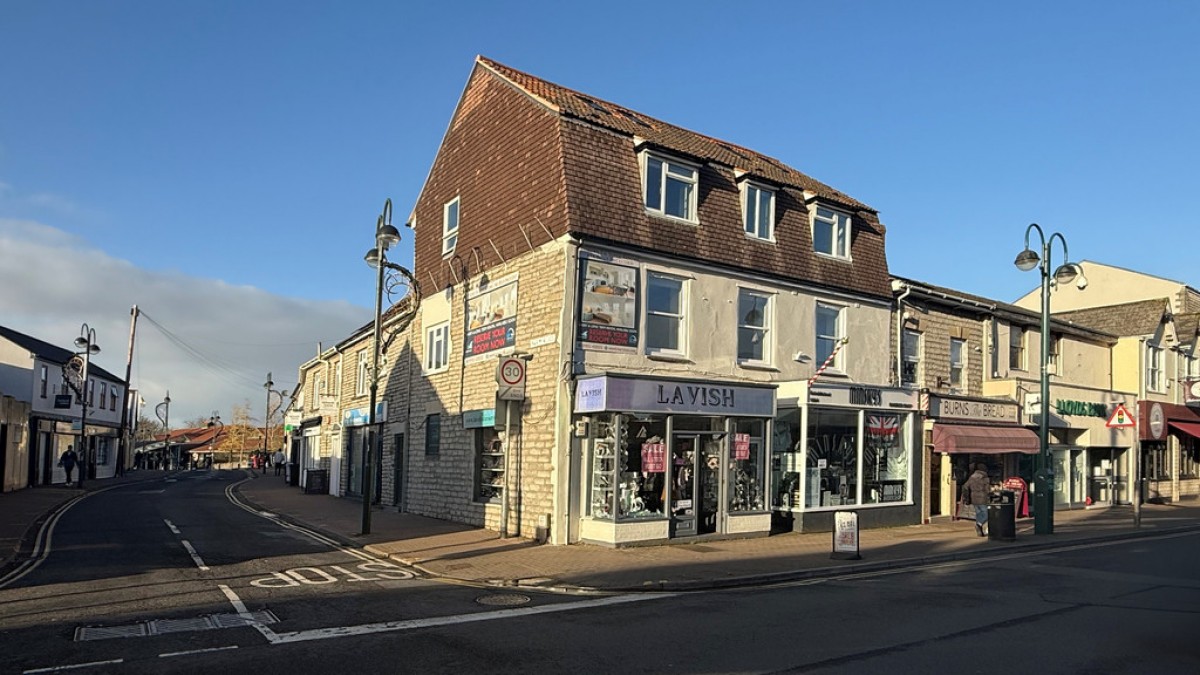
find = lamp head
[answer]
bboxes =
[364,247,381,269]
[376,222,401,250]
[1052,263,1078,285]
[1014,248,1040,272]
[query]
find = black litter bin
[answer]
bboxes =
[988,490,1016,541]
[288,462,299,487]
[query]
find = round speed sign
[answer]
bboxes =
[498,357,526,387]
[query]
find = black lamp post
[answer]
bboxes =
[1015,223,1085,535]
[262,374,286,471]
[207,411,223,468]
[360,198,402,535]
[73,324,100,487]
[155,392,171,470]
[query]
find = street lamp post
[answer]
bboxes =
[1015,223,1085,536]
[207,412,223,468]
[73,324,100,488]
[262,374,286,472]
[156,393,171,470]
[360,198,403,535]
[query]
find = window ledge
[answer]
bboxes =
[737,361,779,372]
[647,352,692,364]
[743,233,777,244]
[813,251,853,263]
[645,210,699,227]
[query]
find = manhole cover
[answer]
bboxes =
[475,593,531,607]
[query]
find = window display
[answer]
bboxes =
[806,408,859,507]
[771,409,803,511]
[475,429,504,503]
[589,413,668,521]
[729,419,765,512]
[863,413,908,503]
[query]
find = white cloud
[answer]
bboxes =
[0,218,370,424]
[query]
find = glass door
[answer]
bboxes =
[698,435,723,535]
[669,436,697,537]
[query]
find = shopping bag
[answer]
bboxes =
[955,501,974,521]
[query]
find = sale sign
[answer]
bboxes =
[641,442,666,473]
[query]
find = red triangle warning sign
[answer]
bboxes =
[1106,403,1136,428]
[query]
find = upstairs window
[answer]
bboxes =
[110,386,119,411]
[443,197,459,255]
[1009,326,1027,371]
[742,182,775,240]
[1049,333,1063,375]
[355,349,369,396]
[813,206,851,258]
[901,329,921,387]
[40,365,48,398]
[643,152,698,222]
[737,289,771,364]
[646,272,686,355]
[425,322,450,374]
[1146,343,1164,392]
[815,303,845,371]
[950,338,966,390]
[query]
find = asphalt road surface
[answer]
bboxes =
[2,470,1198,674]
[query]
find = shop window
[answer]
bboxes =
[730,419,766,512]
[588,413,668,521]
[424,414,440,456]
[806,408,859,507]
[646,272,686,355]
[475,429,504,503]
[737,289,771,364]
[863,413,908,504]
[901,329,921,386]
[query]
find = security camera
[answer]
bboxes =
[1076,276,1088,290]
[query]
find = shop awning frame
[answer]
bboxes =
[932,424,1040,454]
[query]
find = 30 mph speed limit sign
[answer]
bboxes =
[496,356,527,401]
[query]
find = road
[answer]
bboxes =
[2,470,1198,674]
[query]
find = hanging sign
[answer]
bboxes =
[1106,403,1136,429]
[733,433,751,460]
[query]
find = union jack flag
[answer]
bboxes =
[867,415,899,436]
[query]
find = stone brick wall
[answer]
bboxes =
[898,302,986,397]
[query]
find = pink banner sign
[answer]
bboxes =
[641,442,666,473]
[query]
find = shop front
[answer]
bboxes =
[1139,400,1200,502]
[574,374,776,546]
[926,394,1038,519]
[772,383,919,532]
[1026,392,1136,509]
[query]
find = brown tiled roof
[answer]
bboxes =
[1054,298,1171,337]
[478,56,873,213]
[1175,312,1199,343]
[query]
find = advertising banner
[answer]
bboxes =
[577,253,639,352]
[465,274,518,363]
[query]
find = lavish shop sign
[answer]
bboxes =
[575,375,776,417]
[465,273,518,363]
[576,252,639,352]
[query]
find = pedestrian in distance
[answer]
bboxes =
[58,446,79,486]
[273,449,286,476]
[960,463,991,537]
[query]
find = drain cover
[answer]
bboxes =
[475,593,531,607]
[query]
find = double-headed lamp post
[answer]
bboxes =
[207,412,223,467]
[74,324,100,488]
[156,393,171,469]
[360,198,402,535]
[1015,223,1085,536]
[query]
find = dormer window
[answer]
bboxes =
[642,151,698,223]
[741,181,775,241]
[443,197,460,256]
[813,205,851,258]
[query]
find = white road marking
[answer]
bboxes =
[159,646,239,658]
[163,519,181,535]
[267,593,671,645]
[218,584,277,642]
[23,659,124,673]
[180,540,209,571]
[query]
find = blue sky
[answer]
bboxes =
[2,1,1197,420]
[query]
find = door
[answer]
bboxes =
[392,433,404,508]
[697,435,723,535]
[669,436,697,537]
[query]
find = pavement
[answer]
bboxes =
[5,468,1200,593]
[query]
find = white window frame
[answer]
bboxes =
[1146,343,1164,392]
[1048,333,1063,376]
[815,302,846,372]
[901,328,921,387]
[641,150,699,223]
[425,322,450,374]
[313,376,325,411]
[355,349,369,397]
[40,365,48,398]
[741,181,775,241]
[645,271,687,357]
[737,288,773,366]
[442,197,460,256]
[813,205,851,259]
[950,338,967,390]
